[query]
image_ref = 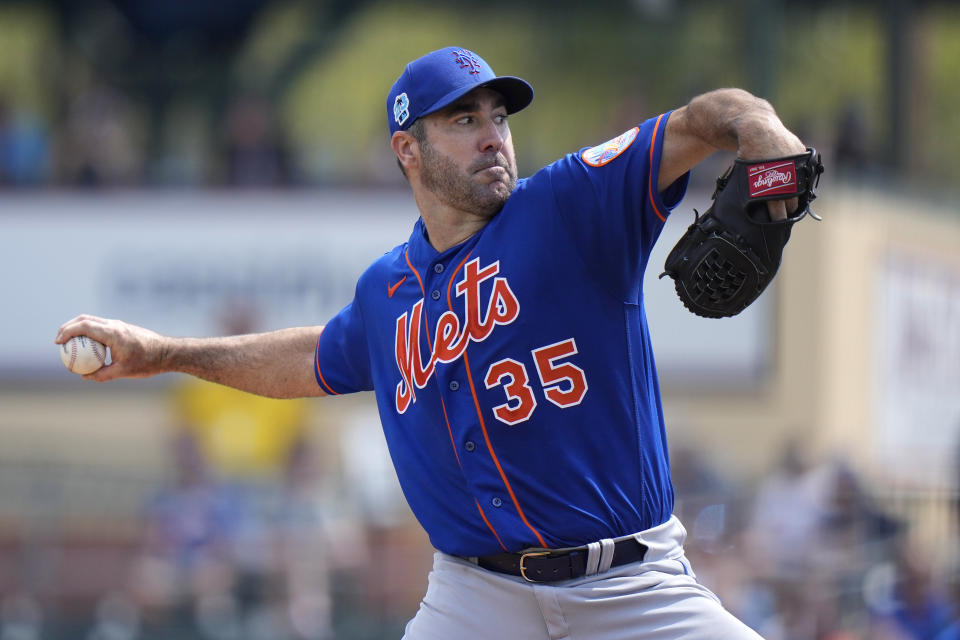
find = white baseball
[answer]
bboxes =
[60,335,107,375]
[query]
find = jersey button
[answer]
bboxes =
[434,264,444,274]
[449,380,460,391]
[464,440,475,452]
[431,289,441,300]
[491,497,503,508]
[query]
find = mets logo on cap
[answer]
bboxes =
[452,49,482,74]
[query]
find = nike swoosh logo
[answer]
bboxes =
[387,276,407,298]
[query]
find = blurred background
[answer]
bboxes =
[1,0,959,638]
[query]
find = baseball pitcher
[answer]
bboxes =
[57,47,822,639]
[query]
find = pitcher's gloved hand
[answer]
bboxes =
[660,148,824,318]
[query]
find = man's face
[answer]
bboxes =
[417,88,518,218]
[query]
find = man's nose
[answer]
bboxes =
[478,118,506,153]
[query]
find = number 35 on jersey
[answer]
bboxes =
[393,257,589,424]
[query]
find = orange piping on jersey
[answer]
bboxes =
[448,252,548,547]
[405,248,461,468]
[475,499,508,551]
[449,252,515,546]
[461,350,548,548]
[647,113,667,223]
[404,249,433,352]
[314,335,340,396]
[446,253,473,310]
[447,254,546,547]
[439,395,461,467]
[405,248,428,314]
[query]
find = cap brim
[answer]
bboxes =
[479,76,534,114]
[419,75,534,122]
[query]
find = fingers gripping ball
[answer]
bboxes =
[660,148,825,318]
[60,335,107,375]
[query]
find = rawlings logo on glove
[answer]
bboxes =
[748,162,796,196]
[660,148,824,319]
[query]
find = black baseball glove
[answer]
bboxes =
[660,148,824,318]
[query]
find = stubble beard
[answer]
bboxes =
[419,139,518,219]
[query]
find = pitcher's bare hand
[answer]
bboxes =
[56,315,168,381]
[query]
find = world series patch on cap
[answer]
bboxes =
[387,47,534,136]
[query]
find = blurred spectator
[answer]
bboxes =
[670,443,785,636]
[818,462,902,566]
[169,305,309,484]
[143,303,333,639]
[59,83,144,187]
[134,429,241,638]
[740,440,906,639]
[870,546,955,640]
[170,374,309,485]
[933,575,960,640]
[0,98,51,187]
[746,437,829,580]
[0,593,43,640]
[670,443,738,552]
[86,593,141,640]
[270,439,338,640]
[220,96,291,187]
[811,462,904,638]
[833,101,870,176]
[0,98,10,185]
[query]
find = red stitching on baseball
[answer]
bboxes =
[92,340,105,364]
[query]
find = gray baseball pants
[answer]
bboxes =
[403,516,763,640]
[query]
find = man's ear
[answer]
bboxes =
[392,130,419,174]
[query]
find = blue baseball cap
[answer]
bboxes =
[387,47,533,136]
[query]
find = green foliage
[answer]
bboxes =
[278,1,917,182]
[0,5,57,116]
[281,1,762,179]
[920,6,960,179]
[776,6,884,145]
[2,0,959,186]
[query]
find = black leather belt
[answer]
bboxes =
[476,537,648,583]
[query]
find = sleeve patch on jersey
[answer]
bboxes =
[581,126,640,167]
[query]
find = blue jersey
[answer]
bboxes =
[315,113,689,557]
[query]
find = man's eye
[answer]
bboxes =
[495,114,508,124]
[457,116,474,125]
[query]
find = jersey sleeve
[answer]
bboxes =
[314,295,374,395]
[545,111,689,300]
